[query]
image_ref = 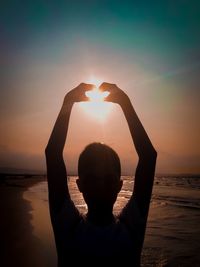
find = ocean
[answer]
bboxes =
[24,176,200,266]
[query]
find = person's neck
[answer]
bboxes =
[86,207,115,226]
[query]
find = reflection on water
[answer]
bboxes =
[24,176,200,266]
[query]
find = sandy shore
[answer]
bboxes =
[0,177,47,267]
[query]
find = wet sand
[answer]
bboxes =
[0,177,47,267]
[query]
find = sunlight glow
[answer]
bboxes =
[86,76,103,87]
[85,88,110,102]
[79,76,112,121]
[80,101,112,121]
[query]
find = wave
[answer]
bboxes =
[153,195,200,210]
[28,177,200,210]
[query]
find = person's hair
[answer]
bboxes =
[78,142,121,180]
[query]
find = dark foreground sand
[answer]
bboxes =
[0,177,47,267]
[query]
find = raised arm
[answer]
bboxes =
[45,83,94,214]
[100,83,157,220]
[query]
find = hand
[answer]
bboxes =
[64,83,94,104]
[99,82,129,105]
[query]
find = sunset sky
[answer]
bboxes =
[1,0,200,174]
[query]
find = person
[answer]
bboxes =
[45,82,157,266]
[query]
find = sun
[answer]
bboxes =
[86,76,103,88]
[85,88,110,102]
[79,76,112,121]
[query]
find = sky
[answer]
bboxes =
[1,0,200,174]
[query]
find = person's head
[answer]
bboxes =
[76,143,122,210]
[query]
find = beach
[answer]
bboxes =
[0,176,51,267]
[1,175,200,267]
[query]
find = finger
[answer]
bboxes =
[99,82,116,92]
[80,95,89,102]
[103,94,116,103]
[76,93,89,102]
[79,83,95,91]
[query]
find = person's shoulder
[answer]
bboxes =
[118,197,146,237]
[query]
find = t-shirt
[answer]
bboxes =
[51,197,145,266]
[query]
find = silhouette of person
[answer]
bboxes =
[45,83,157,266]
